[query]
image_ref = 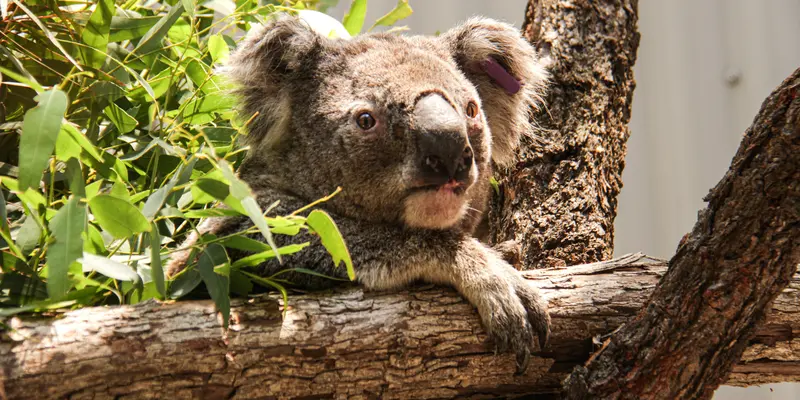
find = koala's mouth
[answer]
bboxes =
[402,180,469,230]
[410,180,467,196]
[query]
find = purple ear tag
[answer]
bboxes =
[481,58,521,95]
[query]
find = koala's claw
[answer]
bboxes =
[477,259,551,374]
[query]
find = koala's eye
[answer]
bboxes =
[356,112,376,130]
[466,101,479,119]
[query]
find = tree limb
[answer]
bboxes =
[563,68,800,399]
[2,254,799,399]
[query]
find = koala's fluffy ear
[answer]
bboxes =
[440,18,548,166]
[226,17,324,148]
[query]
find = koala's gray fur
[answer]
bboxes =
[166,15,550,372]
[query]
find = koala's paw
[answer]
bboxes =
[477,257,550,374]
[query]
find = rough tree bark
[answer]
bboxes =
[3,255,800,399]
[488,0,639,269]
[563,68,800,399]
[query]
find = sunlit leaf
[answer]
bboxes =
[18,89,68,191]
[47,196,86,300]
[141,166,181,220]
[0,179,46,212]
[55,126,82,162]
[110,180,130,202]
[182,0,196,18]
[342,0,367,36]
[61,123,104,163]
[369,0,412,31]
[231,243,310,269]
[306,210,355,280]
[103,103,138,134]
[221,236,270,252]
[80,252,140,281]
[207,34,229,64]
[133,2,185,58]
[218,160,280,260]
[81,0,115,68]
[88,195,151,239]
[83,223,106,255]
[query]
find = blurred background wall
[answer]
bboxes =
[328,0,800,398]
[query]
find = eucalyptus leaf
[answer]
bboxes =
[0,188,7,234]
[307,210,355,280]
[103,103,138,134]
[369,0,412,31]
[196,244,230,328]
[221,236,270,252]
[133,2,185,58]
[65,158,86,198]
[80,252,140,281]
[81,0,115,68]
[207,34,229,64]
[231,243,310,269]
[109,16,161,42]
[193,178,229,202]
[342,0,367,36]
[15,215,41,253]
[168,267,202,298]
[141,166,181,220]
[47,196,86,300]
[149,222,166,299]
[218,160,280,261]
[88,195,151,239]
[182,0,196,18]
[18,89,68,191]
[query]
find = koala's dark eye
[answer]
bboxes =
[356,112,376,130]
[466,101,479,119]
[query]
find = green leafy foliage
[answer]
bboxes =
[0,0,410,320]
[307,210,355,280]
[81,0,116,68]
[89,195,151,239]
[47,196,86,300]
[18,89,68,191]
[369,0,412,31]
[342,0,367,35]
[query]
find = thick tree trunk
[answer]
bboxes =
[3,254,800,400]
[563,68,800,399]
[488,0,639,268]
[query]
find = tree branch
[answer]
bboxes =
[2,254,799,399]
[563,68,800,399]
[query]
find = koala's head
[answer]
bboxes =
[229,16,546,230]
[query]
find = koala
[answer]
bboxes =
[167,15,550,372]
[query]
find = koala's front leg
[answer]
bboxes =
[351,228,550,373]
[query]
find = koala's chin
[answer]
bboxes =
[402,187,468,230]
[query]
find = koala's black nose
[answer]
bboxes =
[413,93,472,186]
